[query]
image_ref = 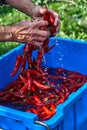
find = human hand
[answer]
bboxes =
[11,20,50,46]
[32,6,60,33]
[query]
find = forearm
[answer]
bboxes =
[5,0,36,17]
[0,26,13,42]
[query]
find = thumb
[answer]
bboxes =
[39,7,48,15]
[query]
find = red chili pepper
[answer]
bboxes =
[33,80,51,90]
[49,12,55,26]
[40,111,46,117]
[42,106,51,115]
[44,12,50,23]
[43,97,49,102]
[31,85,36,92]
[33,102,44,107]
[44,10,55,26]
[50,101,56,115]
[33,95,42,104]
[27,78,32,91]
[24,44,33,67]
[41,105,55,121]
[26,70,32,91]
[45,44,55,53]
[41,114,52,121]
[26,109,31,112]
[43,38,49,52]
[3,93,11,100]
[20,56,26,74]
[19,75,27,83]
[55,88,63,97]
[10,55,22,76]
[37,47,44,67]
[62,85,70,95]
[30,108,39,115]
[20,83,28,94]
[49,94,55,99]
[10,91,25,98]
[27,54,33,65]
[29,69,43,77]
[55,97,65,105]
[50,26,57,36]
[24,44,29,53]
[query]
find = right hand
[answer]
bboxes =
[32,6,60,34]
[11,19,50,46]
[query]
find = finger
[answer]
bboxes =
[54,14,60,26]
[32,41,43,47]
[48,9,60,26]
[56,21,61,33]
[35,36,47,42]
[52,24,60,36]
[33,20,49,28]
[23,36,44,47]
[39,7,48,15]
[34,29,50,37]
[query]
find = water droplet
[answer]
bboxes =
[56,43,59,46]
[59,58,62,61]
[61,54,64,57]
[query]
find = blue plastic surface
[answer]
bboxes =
[0,37,87,130]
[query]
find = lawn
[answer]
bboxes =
[0,0,87,56]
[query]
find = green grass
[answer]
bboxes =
[0,1,87,56]
[48,1,87,40]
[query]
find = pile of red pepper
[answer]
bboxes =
[0,68,87,121]
[0,10,87,121]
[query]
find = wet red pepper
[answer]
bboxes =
[42,106,51,115]
[10,55,22,76]
[45,44,55,53]
[31,85,36,92]
[41,114,52,121]
[55,97,65,105]
[29,69,43,77]
[1,67,87,121]
[37,47,44,67]
[43,38,49,52]
[26,70,32,91]
[19,75,27,83]
[20,56,26,74]
[50,101,56,115]
[20,83,28,94]
[30,108,39,115]
[33,95,42,104]
[33,80,51,90]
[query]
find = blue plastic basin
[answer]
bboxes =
[0,37,87,130]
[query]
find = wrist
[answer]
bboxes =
[26,1,36,18]
[0,26,13,42]
[31,5,41,19]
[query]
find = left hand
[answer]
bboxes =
[32,5,60,34]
